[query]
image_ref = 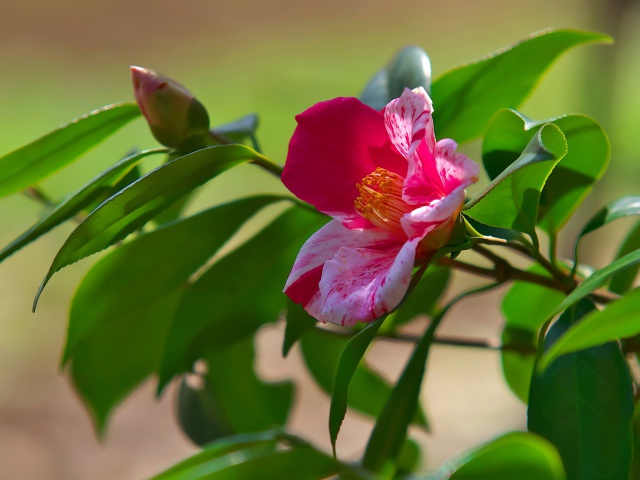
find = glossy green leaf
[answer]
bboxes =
[65,196,282,433]
[34,144,269,308]
[300,329,428,429]
[528,300,633,480]
[540,287,640,370]
[282,299,317,357]
[500,266,565,403]
[547,248,640,319]
[431,29,611,143]
[200,337,294,433]
[610,220,640,294]
[432,432,565,480]
[464,124,567,239]
[482,109,609,234]
[329,319,383,455]
[0,148,165,264]
[157,206,327,391]
[360,46,431,110]
[211,113,259,144]
[0,103,141,197]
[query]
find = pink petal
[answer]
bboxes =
[282,97,406,228]
[284,220,400,320]
[435,138,480,192]
[318,238,420,326]
[401,184,467,240]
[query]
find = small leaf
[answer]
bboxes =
[300,329,428,429]
[211,113,259,144]
[432,432,565,480]
[528,299,634,480]
[500,266,565,403]
[482,109,609,234]
[0,103,140,197]
[610,219,640,294]
[34,144,269,308]
[547,248,640,319]
[431,28,612,143]
[65,196,282,433]
[540,287,640,369]
[329,319,383,455]
[464,124,567,239]
[282,300,317,357]
[0,148,165,264]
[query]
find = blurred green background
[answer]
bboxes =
[1,0,639,478]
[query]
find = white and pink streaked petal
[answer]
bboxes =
[384,87,435,157]
[400,184,467,239]
[435,139,480,192]
[318,238,420,326]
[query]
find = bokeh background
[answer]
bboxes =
[1,0,639,478]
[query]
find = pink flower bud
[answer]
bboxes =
[130,66,210,149]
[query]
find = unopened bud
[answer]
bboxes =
[130,66,210,149]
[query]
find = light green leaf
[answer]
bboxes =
[0,148,165,264]
[540,287,640,369]
[34,144,269,308]
[464,124,567,239]
[65,196,283,433]
[482,109,609,234]
[432,432,565,480]
[431,29,612,143]
[529,300,633,480]
[0,103,140,197]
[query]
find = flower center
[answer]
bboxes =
[354,167,411,236]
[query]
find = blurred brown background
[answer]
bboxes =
[1,0,639,478]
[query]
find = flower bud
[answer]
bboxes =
[130,66,210,149]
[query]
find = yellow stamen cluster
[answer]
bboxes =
[354,167,410,236]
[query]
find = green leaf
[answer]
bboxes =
[432,432,565,480]
[431,29,612,143]
[65,196,283,433]
[528,299,633,480]
[610,220,640,294]
[539,287,640,369]
[547,248,640,320]
[211,113,259,144]
[299,329,428,429]
[0,148,165,264]
[573,196,640,268]
[200,337,294,433]
[500,266,565,403]
[157,205,327,391]
[0,103,140,197]
[329,319,383,455]
[282,299,317,357]
[482,109,609,234]
[464,123,567,240]
[360,46,431,110]
[34,144,269,308]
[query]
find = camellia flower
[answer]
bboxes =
[282,87,479,326]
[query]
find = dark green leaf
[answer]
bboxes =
[329,319,383,455]
[464,124,567,239]
[610,220,640,294]
[528,299,633,480]
[360,46,431,110]
[540,287,640,369]
[431,29,611,143]
[300,329,428,429]
[157,206,327,391]
[34,144,268,308]
[211,113,259,144]
[0,148,165,264]
[547,248,640,319]
[65,196,283,433]
[500,266,565,403]
[482,109,609,234]
[432,432,565,480]
[0,103,140,197]
[282,299,317,357]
